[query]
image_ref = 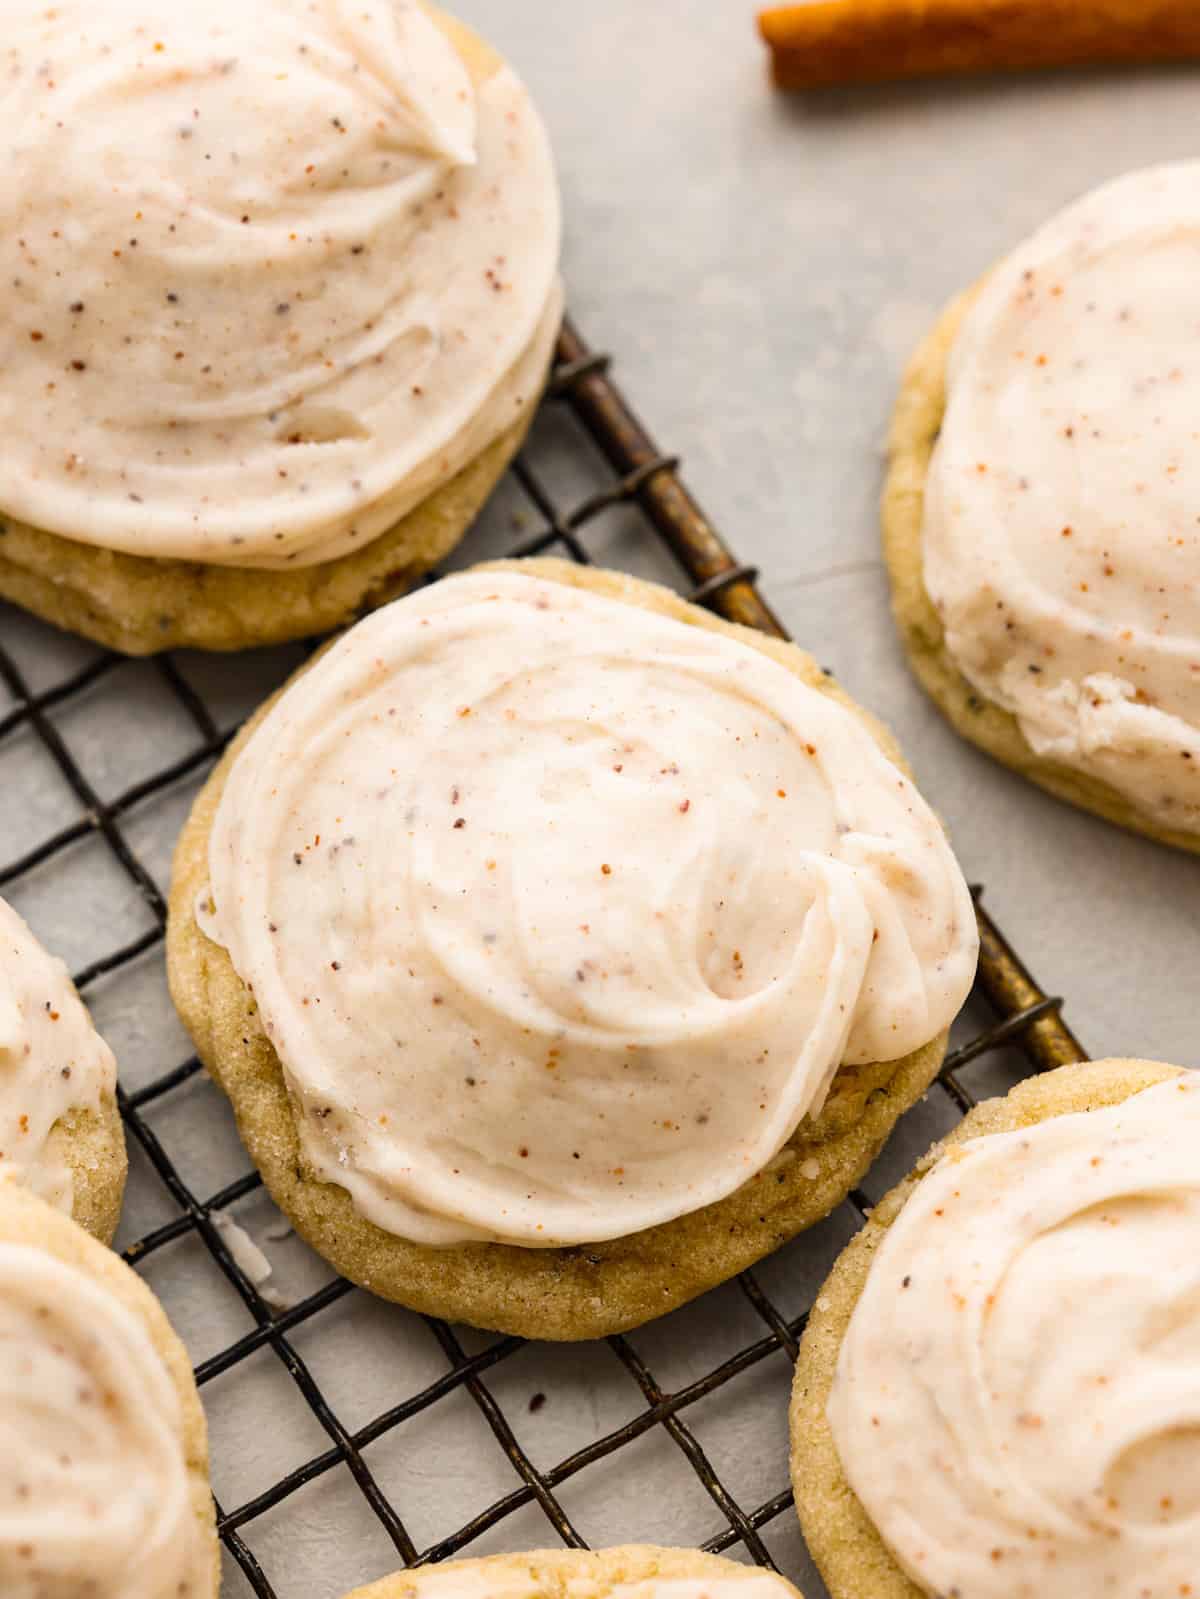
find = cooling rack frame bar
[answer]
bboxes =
[0,311,1088,1595]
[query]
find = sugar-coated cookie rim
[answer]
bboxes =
[166,557,957,1341]
[882,286,1200,855]
[0,5,546,656]
[340,1543,804,1599]
[45,1093,127,1245]
[789,1056,1184,1599]
[0,1178,220,1596]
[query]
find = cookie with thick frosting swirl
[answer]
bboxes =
[169,558,976,1337]
[0,0,561,650]
[791,1056,1197,1599]
[0,1180,218,1599]
[885,162,1200,850]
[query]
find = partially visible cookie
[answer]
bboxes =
[342,1545,803,1599]
[883,291,1200,853]
[791,1058,1189,1599]
[168,557,976,1339]
[884,164,1200,852]
[0,0,560,653]
[0,894,126,1242]
[0,1180,219,1597]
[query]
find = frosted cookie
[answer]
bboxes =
[341,1545,803,1599]
[0,1180,218,1597]
[0,0,561,653]
[0,895,126,1241]
[791,1057,1196,1599]
[167,558,977,1339]
[884,163,1200,851]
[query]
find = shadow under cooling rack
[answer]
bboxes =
[0,313,1088,1598]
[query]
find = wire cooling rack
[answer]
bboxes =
[0,314,1089,1597]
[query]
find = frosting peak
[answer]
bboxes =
[0,0,561,567]
[199,570,976,1248]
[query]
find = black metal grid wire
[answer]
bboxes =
[0,314,1089,1595]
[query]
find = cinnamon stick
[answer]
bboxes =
[758,0,1200,91]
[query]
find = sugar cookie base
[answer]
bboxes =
[46,1094,127,1244]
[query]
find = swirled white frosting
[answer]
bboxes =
[199,570,976,1248]
[0,896,115,1212]
[0,0,560,568]
[828,1072,1200,1597]
[0,1242,208,1598]
[923,161,1200,827]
